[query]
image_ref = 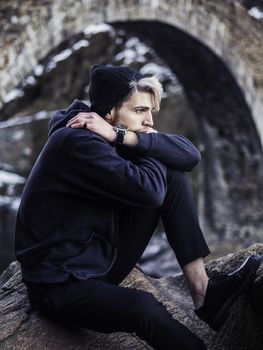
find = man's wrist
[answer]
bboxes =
[110,125,138,146]
[122,130,138,147]
[113,124,128,144]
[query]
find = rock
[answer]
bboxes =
[0,260,20,289]
[1,244,263,349]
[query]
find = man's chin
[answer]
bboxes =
[135,128,151,133]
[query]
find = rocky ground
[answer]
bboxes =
[1,243,263,349]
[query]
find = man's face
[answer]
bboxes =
[110,91,156,132]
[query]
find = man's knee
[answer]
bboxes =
[165,168,191,196]
[166,168,186,182]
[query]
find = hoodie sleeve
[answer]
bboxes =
[129,132,201,172]
[57,130,167,209]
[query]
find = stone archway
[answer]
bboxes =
[1,0,263,143]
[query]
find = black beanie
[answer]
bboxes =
[89,65,143,117]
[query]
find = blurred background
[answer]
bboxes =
[0,0,263,278]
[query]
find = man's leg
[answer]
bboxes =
[26,276,207,350]
[104,206,160,284]
[104,169,210,305]
[25,181,207,349]
[160,169,262,330]
[183,258,208,309]
[160,169,210,308]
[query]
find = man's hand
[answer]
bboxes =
[66,112,116,142]
[66,112,157,146]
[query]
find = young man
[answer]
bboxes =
[14,65,261,350]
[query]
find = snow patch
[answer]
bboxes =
[0,112,50,129]
[35,110,49,120]
[11,16,18,24]
[84,23,112,36]
[140,63,182,94]
[22,147,32,156]
[0,162,13,172]
[12,130,25,141]
[34,65,44,76]
[115,49,142,64]
[115,37,150,64]
[0,171,26,186]
[0,196,21,211]
[72,39,90,51]
[3,89,24,103]
[22,75,37,86]
[0,117,31,128]
[10,197,21,211]
[46,49,73,72]
[52,49,73,63]
[140,63,176,82]
[248,7,263,20]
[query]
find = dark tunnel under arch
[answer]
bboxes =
[111,20,263,243]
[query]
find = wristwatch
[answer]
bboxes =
[113,124,128,144]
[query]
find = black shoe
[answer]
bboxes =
[195,255,262,331]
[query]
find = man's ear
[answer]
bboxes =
[104,109,115,124]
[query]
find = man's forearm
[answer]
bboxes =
[122,131,139,147]
[129,132,201,171]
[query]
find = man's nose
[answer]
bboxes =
[143,112,153,127]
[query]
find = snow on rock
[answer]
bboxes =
[248,7,263,20]
[22,75,37,87]
[46,49,73,72]
[0,111,50,129]
[3,89,24,104]
[72,39,90,51]
[115,36,149,64]
[34,65,44,77]
[140,63,182,94]
[11,130,25,141]
[0,171,26,186]
[83,23,113,37]
[0,195,21,211]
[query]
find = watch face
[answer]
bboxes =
[116,124,128,131]
[113,124,128,144]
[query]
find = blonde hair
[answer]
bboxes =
[115,76,163,111]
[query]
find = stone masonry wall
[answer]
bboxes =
[0,0,263,145]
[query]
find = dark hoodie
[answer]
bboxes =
[14,99,201,283]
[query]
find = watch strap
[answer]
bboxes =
[113,125,128,144]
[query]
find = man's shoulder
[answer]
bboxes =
[49,127,110,149]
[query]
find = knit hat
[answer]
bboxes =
[89,65,143,117]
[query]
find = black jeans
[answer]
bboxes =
[26,169,209,350]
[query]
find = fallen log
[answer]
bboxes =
[1,243,263,349]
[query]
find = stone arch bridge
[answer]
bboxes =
[1,0,263,246]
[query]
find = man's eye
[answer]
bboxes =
[136,109,144,113]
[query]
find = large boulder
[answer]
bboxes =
[1,243,263,350]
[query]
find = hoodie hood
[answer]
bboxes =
[48,99,91,138]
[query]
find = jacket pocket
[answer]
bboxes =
[61,232,115,279]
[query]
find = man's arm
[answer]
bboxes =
[66,111,200,172]
[130,132,201,172]
[54,129,167,209]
